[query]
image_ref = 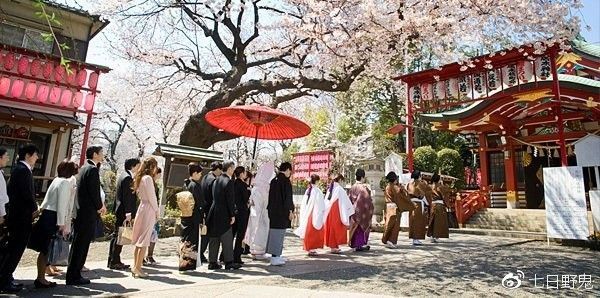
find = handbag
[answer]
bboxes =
[117,222,134,246]
[47,233,70,266]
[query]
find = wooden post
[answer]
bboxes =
[549,49,568,166]
[407,84,414,173]
[478,133,489,193]
[79,111,93,166]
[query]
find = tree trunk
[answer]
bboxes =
[179,109,236,147]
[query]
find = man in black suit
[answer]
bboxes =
[0,144,39,293]
[107,158,140,270]
[66,145,106,285]
[198,161,222,263]
[206,161,240,270]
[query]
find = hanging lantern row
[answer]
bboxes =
[409,56,552,105]
[0,51,99,89]
[0,76,95,111]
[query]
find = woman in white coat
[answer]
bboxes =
[244,162,275,260]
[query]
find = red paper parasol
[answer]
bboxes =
[387,123,406,135]
[205,105,311,163]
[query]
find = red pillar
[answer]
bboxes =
[503,138,518,208]
[79,111,93,166]
[478,133,489,192]
[549,49,568,166]
[406,84,414,172]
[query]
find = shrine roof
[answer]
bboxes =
[421,74,600,122]
[571,39,600,58]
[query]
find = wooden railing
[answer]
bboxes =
[455,189,490,226]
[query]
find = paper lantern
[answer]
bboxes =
[17,56,29,75]
[55,65,66,82]
[24,82,37,100]
[84,93,95,111]
[60,89,73,107]
[37,84,50,103]
[76,69,87,86]
[66,69,76,85]
[49,86,62,104]
[88,72,99,89]
[3,53,15,71]
[10,79,24,98]
[42,62,54,79]
[445,78,459,99]
[73,92,83,108]
[30,59,42,77]
[0,77,10,96]
[517,61,533,83]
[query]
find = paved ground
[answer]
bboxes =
[9,232,600,297]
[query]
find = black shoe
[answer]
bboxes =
[225,262,242,270]
[208,262,222,270]
[364,245,370,251]
[200,255,208,263]
[66,277,91,286]
[11,281,23,288]
[234,259,244,265]
[0,283,22,293]
[109,263,130,270]
[34,279,57,289]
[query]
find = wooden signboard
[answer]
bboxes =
[543,166,589,240]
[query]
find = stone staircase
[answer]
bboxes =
[453,208,596,240]
[464,209,547,232]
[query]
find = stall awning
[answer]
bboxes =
[0,106,83,128]
[153,143,223,161]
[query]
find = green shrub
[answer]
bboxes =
[101,212,116,234]
[164,206,182,218]
[437,148,465,190]
[413,146,438,172]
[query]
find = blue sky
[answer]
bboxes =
[579,0,599,43]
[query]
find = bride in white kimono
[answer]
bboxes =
[244,162,275,259]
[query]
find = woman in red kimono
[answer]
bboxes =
[323,173,354,254]
[294,175,325,256]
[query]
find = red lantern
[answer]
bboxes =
[17,56,29,75]
[37,84,50,103]
[84,93,95,111]
[76,69,87,86]
[55,65,66,82]
[25,82,37,100]
[73,92,83,108]
[10,79,24,98]
[49,86,62,104]
[0,77,10,96]
[88,72,99,89]
[30,59,42,77]
[66,70,76,85]
[60,89,73,107]
[4,53,15,71]
[43,62,54,79]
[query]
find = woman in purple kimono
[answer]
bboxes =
[347,169,374,252]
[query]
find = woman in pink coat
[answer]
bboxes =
[131,157,159,278]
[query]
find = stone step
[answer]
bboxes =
[463,224,546,233]
[450,228,547,240]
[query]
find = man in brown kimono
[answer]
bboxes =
[427,173,450,242]
[407,171,431,246]
[382,172,415,249]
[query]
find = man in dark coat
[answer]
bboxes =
[0,144,39,293]
[206,161,240,270]
[107,158,140,270]
[266,162,294,266]
[181,162,203,269]
[232,167,250,264]
[66,145,106,285]
[198,161,222,263]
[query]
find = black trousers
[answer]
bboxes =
[107,216,126,266]
[198,210,209,258]
[66,216,96,282]
[233,213,249,262]
[208,228,233,263]
[0,220,32,286]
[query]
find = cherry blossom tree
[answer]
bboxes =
[86,0,579,148]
